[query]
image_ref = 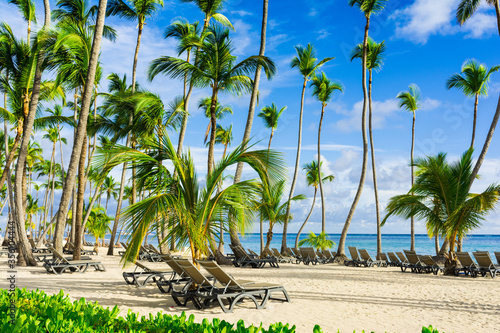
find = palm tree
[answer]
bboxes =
[53,0,109,255]
[8,0,36,38]
[85,205,112,247]
[148,26,276,176]
[455,1,500,190]
[96,128,286,265]
[457,0,500,35]
[295,160,334,248]
[258,103,286,151]
[282,43,333,254]
[337,0,388,261]
[310,72,343,233]
[396,84,422,251]
[446,59,499,149]
[382,150,500,257]
[299,231,335,251]
[102,175,119,212]
[351,37,386,258]
[199,97,233,144]
[261,180,305,253]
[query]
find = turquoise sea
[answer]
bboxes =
[93,233,500,256]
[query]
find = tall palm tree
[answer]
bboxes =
[8,0,36,38]
[396,83,421,251]
[446,59,499,149]
[351,37,386,258]
[148,26,276,176]
[336,0,388,260]
[102,175,119,212]
[199,97,233,144]
[258,103,286,151]
[85,205,111,247]
[457,0,500,35]
[455,1,500,189]
[53,0,109,256]
[310,72,342,233]
[282,43,333,253]
[382,150,500,255]
[295,160,334,248]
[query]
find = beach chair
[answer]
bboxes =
[43,247,105,274]
[271,248,293,263]
[418,255,443,275]
[379,253,390,265]
[359,249,385,267]
[229,245,279,268]
[248,249,261,258]
[122,261,173,287]
[321,249,335,263]
[403,250,423,273]
[29,238,51,254]
[494,252,500,265]
[67,242,97,255]
[289,247,303,264]
[119,242,128,256]
[396,252,410,271]
[155,254,191,293]
[455,252,479,277]
[315,249,329,263]
[387,252,401,267]
[345,246,362,267]
[473,252,500,278]
[299,247,321,265]
[197,260,291,313]
[139,244,160,262]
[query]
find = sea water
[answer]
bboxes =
[91,233,500,256]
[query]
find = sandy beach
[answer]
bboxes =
[2,249,499,333]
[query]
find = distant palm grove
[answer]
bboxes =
[1,0,500,267]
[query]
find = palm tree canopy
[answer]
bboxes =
[179,0,233,29]
[350,37,386,71]
[258,103,286,130]
[303,160,335,189]
[260,179,306,227]
[310,72,343,104]
[290,43,334,79]
[164,18,200,57]
[446,58,500,97]
[198,97,233,119]
[298,231,335,250]
[214,124,232,146]
[456,0,497,25]
[106,0,164,25]
[396,83,421,113]
[348,0,388,15]
[8,0,37,24]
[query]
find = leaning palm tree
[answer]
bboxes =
[310,72,343,233]
[258,103,286,151]
[457,0,500,35]
[446,59,499,149]
[295,160,334,248]
[336,0,388,261]
[382,150,500,262]
[148,26,276,176]
[396,84,421,251]
[282,43,333,253]
[351,37,386,258]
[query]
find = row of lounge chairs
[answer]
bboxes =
[43,247,105,274]
[119,242,164,262]
[455,251,500,278]
[122,255,290,313]
[229,245,279,268]
[345,247,386,267]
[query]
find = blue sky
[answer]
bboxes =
[2,0,500,236]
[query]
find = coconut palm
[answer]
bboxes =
[282,43,334,253]
[396,83,422,251]
[351,37,386,258]
[53,0,109,255]
[258,103,286,151]
[94,128,286,265]
[446,59,500,149]
[148,26,276,176]
[298,231,335,251]
[457,0,500,35]
[310,72,342,233]
[8,0,36,38]
[102,175,119,212]
[295,160,334,248]
[382,150,500,255]
[85,205,112,247]
[336,0,388,260]
[199,97,233,144]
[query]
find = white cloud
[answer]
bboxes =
[334,99,400,133]
[230,10,253,17]
[462,12,497,38]
[317,29,330,40]
[309,8,318,17]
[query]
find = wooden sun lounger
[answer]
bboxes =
[403,250,424,273]
[473,252,500,278]
[155,254,190,293]
[197,260,291,313]
[345,246,363,267]
[418,255,444,275]
[299,247,324,265]
[455,252,479,277]
[122,261,173,287]
[321,249,335,263]
[43,247,105,274]
[271,248,293,263]
[494,252,500,265]
[387,252,402,267]
[229,245,279,268]
[396,252,411,272]
[359,249,386,267]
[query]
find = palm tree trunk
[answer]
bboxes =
[410,112,416,251]
[12,0,51,266]
[368,70,382,259]
[295,188,317,248]
[435,233,439,255]
[471,94,478,149]
[494,0,500,36]
[318,104,326,233]
[73,136,87,261]
[231,0,268,248]
[53,0,108,254]
[282,78,308,253]
[108,163,127,255]
[264,227,273,251]
[336,15,370,259]
[0,132,21,192]
[207,87,219,176]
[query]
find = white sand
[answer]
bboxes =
[1,249,499,332]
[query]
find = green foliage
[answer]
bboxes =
[298,231,335,250]
[0,288,301,333]
[422,325,443,333]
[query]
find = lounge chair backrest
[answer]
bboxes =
[358,249,372,261]
[473,252,495,268]
[403,250,420,264]
[291,248,300,257]
[419,255,435,266]
[322,250,333,259]
[49,247,71,264]
[134,261,152,272]
[494,252,500,265]
[387,252,400,263]
[300,247,316,259]
[175,258,212,287]
[379,253,388,262]
[159,254,186,276]
[197,260,241,288]
[348,246,360,261]
[396,252,407,262]
[456,252,476,267]
[271,248,281,257]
